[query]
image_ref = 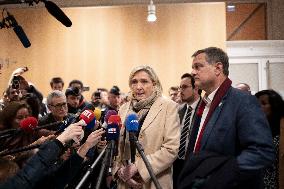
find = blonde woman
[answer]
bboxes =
[113,66,180,189]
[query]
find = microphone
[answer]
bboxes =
[44,0,72,27]
[108,114,122,125]
[56,104,96,133]
[6,11,31,48]
[96,122,120,189]
[0,117,38,139]
[125,113,139,163]
[78,109,95,126]
[20,117,65,132]
[85,108,101,130]
[125,114,162,189]
[102,110,117,129]
[13,25,31,48]
[20,116,38,132]
[94,108,102,122]
[106,123,120,142]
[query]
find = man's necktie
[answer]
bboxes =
[178,106,192,159]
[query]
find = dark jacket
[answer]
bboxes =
[178,151,239,189]
[178,151,265,189]
[0,139,84,189]
[39,113,74,131]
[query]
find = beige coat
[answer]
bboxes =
[114,96,180,189]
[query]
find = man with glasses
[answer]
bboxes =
[173,73,201,188]
[39,90,72,131]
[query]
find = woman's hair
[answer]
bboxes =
[0,158,19,182]
[0,101,31,129]
[128,65,163,92]
[255,89,284,136]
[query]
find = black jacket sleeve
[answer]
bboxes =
[0,139,64,189]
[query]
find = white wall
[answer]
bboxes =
[227,40,284,97]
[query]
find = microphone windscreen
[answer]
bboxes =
[82,103,95,112]
[79,110,95,125]
[106,123,120,141]
[108,115,121,126]
[44,1,72,27]
[86,117,96,130]
[13,25,31,48]
[93,108,102,121]
[125,113,139,132]
[20,117,38,133]
[104,110,117,123]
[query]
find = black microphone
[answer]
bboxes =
[95,122,120,189]
[6,11,31,48]
[125,113,162,189]
[13,25,31,48]
[106,121,120,175]
[44,0,72,27]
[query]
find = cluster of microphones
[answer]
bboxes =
[0,105,149,188]
[0,103,162,188]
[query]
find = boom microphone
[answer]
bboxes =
[44,0,72,27]
[13,25,31,48]
[6,11,31,48]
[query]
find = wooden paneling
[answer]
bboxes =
[226,3,266,40]
[0,3,225,99]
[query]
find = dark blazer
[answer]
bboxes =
[173,99,201,188]
[185,87,275,187]
[178,103,187,124]
[178,151,239,189]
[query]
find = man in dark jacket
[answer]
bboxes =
[178,47,274,188]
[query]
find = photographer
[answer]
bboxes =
[5,67,46,117]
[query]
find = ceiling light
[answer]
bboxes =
[147,0,157,22]
[227,4,236,12]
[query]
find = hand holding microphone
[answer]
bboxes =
[84,128,105,148]
[56,122,84,145]
[77,128,105,158]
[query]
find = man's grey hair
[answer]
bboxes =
[192,47,229,76]
[47,90,66,105]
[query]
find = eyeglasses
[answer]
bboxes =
[50,102,67,109]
